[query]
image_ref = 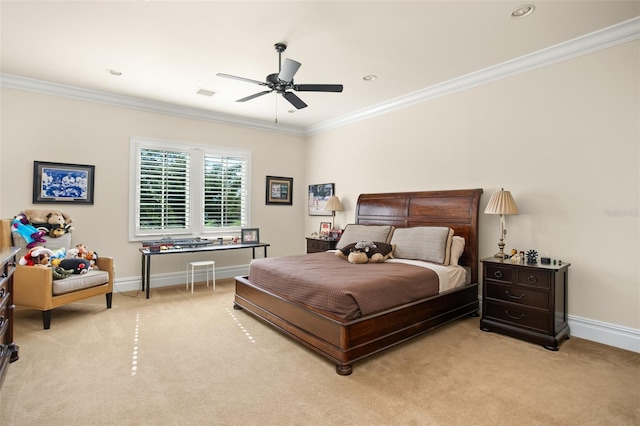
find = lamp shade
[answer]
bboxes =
[484,189,518,215]
[325,196,343,212]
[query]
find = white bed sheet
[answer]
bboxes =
[385,258,467,292]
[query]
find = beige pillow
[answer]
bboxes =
[336,224,395,250]
[450,236,465,266]
[391,226,453,265]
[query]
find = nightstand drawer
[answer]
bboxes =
[484,300,550,334]
[516,269,550,289]
[485,283,549,310]
[483,264,513,283]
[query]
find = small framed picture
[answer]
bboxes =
[308,183,334,216]
[266,176,293,205]
[241,228,260,244]
[319,222,332,236]
[33,161,95,204]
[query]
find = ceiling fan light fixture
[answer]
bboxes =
[511,4,535,18]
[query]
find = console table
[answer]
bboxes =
[139,242,269,298]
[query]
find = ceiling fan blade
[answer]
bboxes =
[294,84,344,92]
[236,90,272,102]
[282,91,307,109]
[216,73,267,86]
[277,58,301,83]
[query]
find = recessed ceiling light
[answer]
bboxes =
[363,74,377,81]
[511,4,535,18]
[107,69,122,76]
[196,88,215,97]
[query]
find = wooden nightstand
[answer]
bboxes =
[480,257,570,350]
[306,238,338,253]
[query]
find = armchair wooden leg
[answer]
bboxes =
[42,310,52,330]
[106,292,113,309]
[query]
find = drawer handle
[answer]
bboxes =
[505,290,524,300]
[0,288,5,298]
[528,275,537,283]
[0,316,4,327]
[505,310,525,320]
[494,271,503,279]
[0,273,6,279]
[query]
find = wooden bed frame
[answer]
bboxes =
[234,188,483,375]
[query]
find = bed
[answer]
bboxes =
[234,188,483,375]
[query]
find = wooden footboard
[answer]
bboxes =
[234,275,479,375]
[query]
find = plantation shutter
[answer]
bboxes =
[138,148,190,232]
[203,154,247,228]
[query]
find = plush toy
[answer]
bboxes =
[19,247,54,266]
[12,214,47,249]
[75,244,99,270]
[23,209,74,238]
[336,241,395,264]
[59,258,91,274]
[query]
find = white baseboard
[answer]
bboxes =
[568,315,640,353]
[112,264,249,294]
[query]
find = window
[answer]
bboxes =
[130,138,250,239]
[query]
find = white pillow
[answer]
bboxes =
[390,226,453,265]
[335,224,395,250]
[450,236,465,266]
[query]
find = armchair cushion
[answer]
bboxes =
[52,270,110,295]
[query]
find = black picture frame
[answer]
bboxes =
[266,176,293,205]
[308,183,334,216]
[33,161,95,205]
[241,228,260,244]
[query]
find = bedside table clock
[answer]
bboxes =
[480,257,570,351]
[306,237,338,253]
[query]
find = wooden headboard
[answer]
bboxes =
[355,188,483,283]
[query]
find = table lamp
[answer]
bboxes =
[325,196,343,230]
[484,188,519,259]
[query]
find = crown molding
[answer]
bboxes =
[0,73,306,137]
[1,17,638,138]
[306,16,640,135]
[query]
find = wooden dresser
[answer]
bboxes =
[480,257,570,350]
[0,247,19,387]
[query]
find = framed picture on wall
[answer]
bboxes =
[33,161,95,204]
[241,228,260,244]
[266,176,293,205]
[308,183,334,216]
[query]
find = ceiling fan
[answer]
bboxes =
[216,43,343,110]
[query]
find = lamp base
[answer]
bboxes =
[493,252,509,259]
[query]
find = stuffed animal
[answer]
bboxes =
[59,258,91,274]
[336,241,395,264]
[11,214,47,249]
[19,247,54,266]
[23,209,74,238]
[75,244,99,270]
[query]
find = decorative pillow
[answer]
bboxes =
[390,226,453,265]
[335,241,395,263]
[450,236,465,266]
[335,224,395,250]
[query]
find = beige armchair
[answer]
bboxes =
[0,219,113,329]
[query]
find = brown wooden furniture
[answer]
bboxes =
[0,247,20,388]
[480,257,570,350]
[305,237,338,253]
[235,188,483,375]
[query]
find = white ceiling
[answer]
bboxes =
[1,1,638,133]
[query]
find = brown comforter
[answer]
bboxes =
[248,252,440,320]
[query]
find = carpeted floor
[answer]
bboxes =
[1,279,638,425]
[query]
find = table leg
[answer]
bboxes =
[141,253,146,291]
[145,255,151,299]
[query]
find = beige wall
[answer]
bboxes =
[305,41,639,330]
[0,89,307,281]
[1,40,637,340]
